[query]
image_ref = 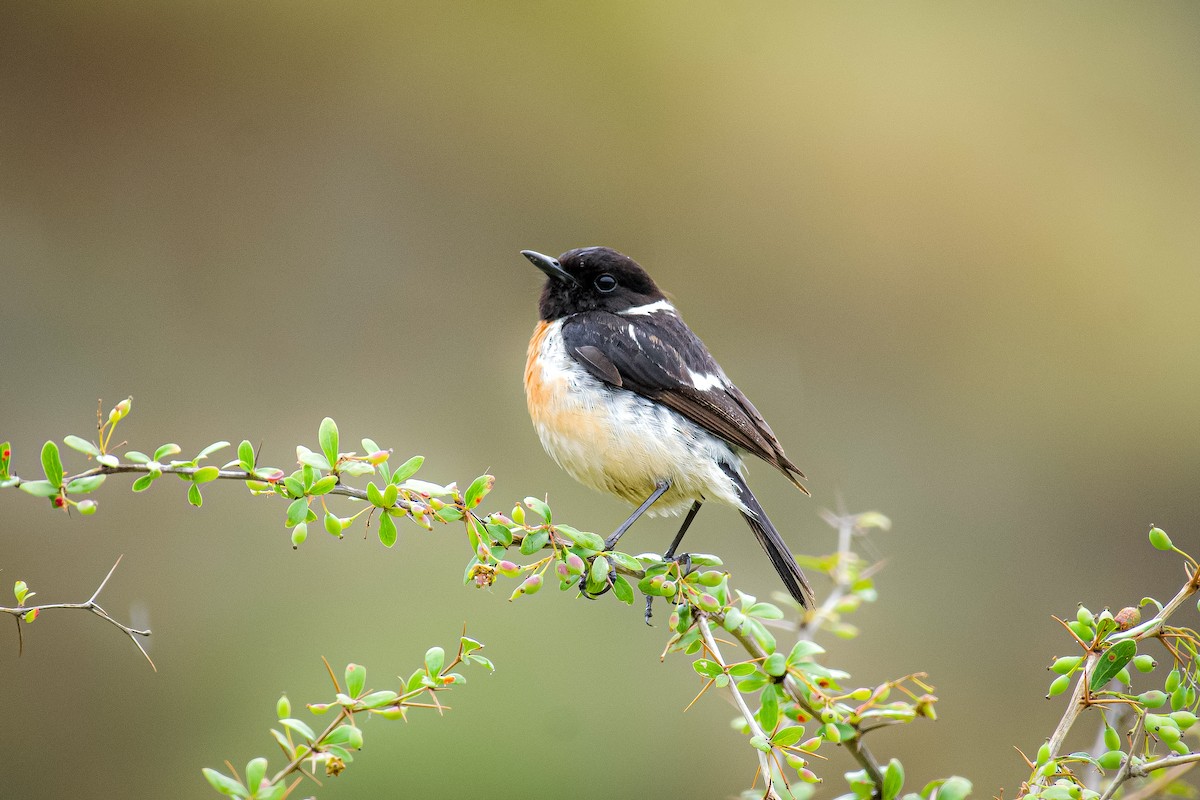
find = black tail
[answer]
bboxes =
[721,464,815,608]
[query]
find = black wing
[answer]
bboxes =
[560,310,808,493]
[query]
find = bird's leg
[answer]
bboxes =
[603,479,671,551]
[645,500,704,625]
[581,480,672,600]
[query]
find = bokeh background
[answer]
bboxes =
[3,3,1200,797]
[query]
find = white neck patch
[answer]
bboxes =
[619,299,676,316]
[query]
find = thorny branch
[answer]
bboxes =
[0,555,154,670]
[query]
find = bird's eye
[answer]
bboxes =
[594,274,618,293]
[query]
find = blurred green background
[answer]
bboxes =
[3,3,1200,797]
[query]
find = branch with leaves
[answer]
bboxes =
[202,633,493,800]
[3,398,957,799]
[1017,527,1200,800]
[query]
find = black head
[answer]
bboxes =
[521,246,667,320]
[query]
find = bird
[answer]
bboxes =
[520,246,814,610]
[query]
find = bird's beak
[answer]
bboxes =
[521,250,579,285]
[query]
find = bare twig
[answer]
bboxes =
[0,555,154,670]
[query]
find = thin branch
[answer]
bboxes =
[698,612,783,800]
[1120,761,1198,800]
[0,555,155,670]
[797,511,857,641]
[1096,714,1145,800]
[37,463,427,514]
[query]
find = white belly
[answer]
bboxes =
[525,319,746,516]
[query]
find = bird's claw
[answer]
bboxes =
[578,556,614,599]
[643,551,695,625]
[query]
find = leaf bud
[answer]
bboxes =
[1046,674,1071,698]
[1050,657,1081,675]
[1148,526,1172,550]
[1132,654,1156,673]
[1137,690,1168,708]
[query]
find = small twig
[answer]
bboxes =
[0,555,155,670]
[1120,761,1197,800]
[698,612,784,800]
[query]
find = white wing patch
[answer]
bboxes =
[619,299,676,316]
[686,368,725,391]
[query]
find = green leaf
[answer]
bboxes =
[187,483,203,507]
[378,513,398,547]
[310,475,338,495]
[63,435,100,457]
[345,662,366,697]
[153,443,181,462]
[96,454,119,467]
[936,776,973,800]
[787,640,826,664]
[66,475,106,494]
[244,758,267,793]
[318,417,339,469]
[131,474,156,493]
[742,617,776,653]
[19,480,59,497]
[192,466,220,484]
[772,726,805,747]
[41,441,63,487]
[519,530,549,555]
[286,498,309,527]
[279,718,316,741]
[325,724,364,749]
[366,482,386,507]
[1091,640,1138,691]
[14,580,29,603]
[196,441,229,460]
[570,530,607,552]
[201,768,248,797]
[883,758,905,800]
[693,659,723,679]
[360,690,399,709]
[612,575,634,605]
[747,602,784,620]
[464,474,494,509]
[523,496,551,524]
[757,683,780,730]
[295,445,331,471]
[425,646,445,674]
[391,455,424,483]
[238,440,256,472]
[588,556,611,589]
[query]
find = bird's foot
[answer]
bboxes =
[578,556,614,599]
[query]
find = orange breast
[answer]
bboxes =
[524,320,553,412]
